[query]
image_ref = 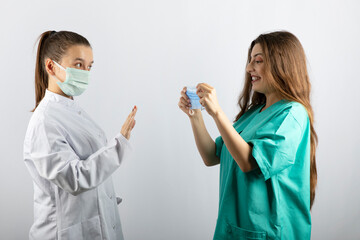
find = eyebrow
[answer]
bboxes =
[74,58,94,64]
[252,53,263,58]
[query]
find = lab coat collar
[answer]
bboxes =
[45,89,77,107]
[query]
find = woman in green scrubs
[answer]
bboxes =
[178,31,318,240]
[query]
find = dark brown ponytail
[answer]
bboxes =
[32,30,91,111]
[33,31,52,112]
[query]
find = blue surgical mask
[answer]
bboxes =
[186,86,204,114]
[53,61,90,96]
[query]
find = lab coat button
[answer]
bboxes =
[110,195,113,199]
[78,111,81,115]
[112,224,115,229]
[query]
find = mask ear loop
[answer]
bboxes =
[53,60,66,71]
[52,60,66,84]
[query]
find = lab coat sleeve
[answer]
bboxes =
[215,136,224,158]
[26,118,131,196]
[248,111,303,181]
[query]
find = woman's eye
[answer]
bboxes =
[88,65,92,70]
[255,60,263,64]
[75,63,82,67]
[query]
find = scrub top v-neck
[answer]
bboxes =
[214,100,311,240]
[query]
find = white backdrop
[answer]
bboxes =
[0,0,359,239]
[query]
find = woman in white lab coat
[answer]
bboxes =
[24,30,137,240]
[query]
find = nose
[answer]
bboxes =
[82,66,90,71]
[246,61,254,74]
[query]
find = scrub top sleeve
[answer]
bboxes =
[248,112,303,181]
[215,136,224,158]
[27,119,130,195]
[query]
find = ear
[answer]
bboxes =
[45,58,56,76]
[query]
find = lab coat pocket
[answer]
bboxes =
[59,215,102,240]
[226,223,266,240]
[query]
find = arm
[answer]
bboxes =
[196,83,257,172]
[26,107,137,195]
[212,109,257,172]
[178,87,219,166]
[189,110,220,166]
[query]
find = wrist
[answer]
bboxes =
[211,108,224,120]
[189,110,203,122]
[188,109,202,119]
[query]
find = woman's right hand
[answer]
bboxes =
[178,87,201,117]
[121,106,137,140]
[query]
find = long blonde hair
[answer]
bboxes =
[235,31,318,209]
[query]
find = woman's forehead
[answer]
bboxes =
[251,44,263,57]
[63,45,93,61]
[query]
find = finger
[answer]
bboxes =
[180,91,190,101]
[128,118,135,131]
[130,106,138,117]
[131,120,136,129]
[179,103,190,110]
[197,91,204,98]
[124,110,136,129]
[196,83,203,89]
[123,119,131,132]
[126,112,134,124]
[180,97,190,107]
[125,112,135,128]
[201,83,213,89]
[196,83,210,91]
[196,84,208,95]
[199,98,206,107]
[181,94,190,103]
[128,115,136,129]
[179,104,190,113]
[198,91,210,99]
[181,87,189,98]
[197,83,212,93]
[196,83,203,93]
[127,106,137,123]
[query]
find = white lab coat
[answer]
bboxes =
[24,90,130,240]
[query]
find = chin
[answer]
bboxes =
[252,88,265,95]
[252,86,260,92]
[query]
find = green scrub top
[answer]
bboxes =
[214,100,311,240]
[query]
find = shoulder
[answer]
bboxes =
[25,100,63,141]
[268,100,310,134]
[281,101,309,126]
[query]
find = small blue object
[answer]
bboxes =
[186,87,203,109]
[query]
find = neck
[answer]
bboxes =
[48,77,73,99]
[261,92,282,112]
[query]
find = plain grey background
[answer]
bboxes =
[0,0,359,239]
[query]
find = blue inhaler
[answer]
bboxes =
[186,86,204,115]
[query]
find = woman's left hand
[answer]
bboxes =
[196,83,222,117]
